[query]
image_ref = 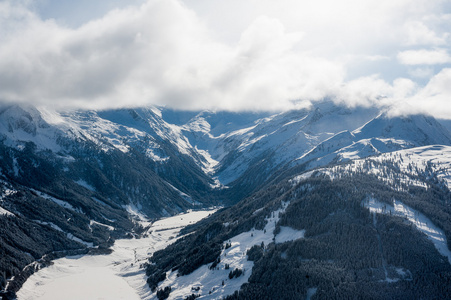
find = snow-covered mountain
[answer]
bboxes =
[2,101,451,299]
[169,103,380,201]
[293,144,451,193]
[140,140,451,299]
[170,103,451,203]
[2,102,450,216]
[144,142,451,299]
[293,113,451,171]
[0,104,219,214]
[0,103,227,296]
[2,102,451,219]
[138,106,451,300]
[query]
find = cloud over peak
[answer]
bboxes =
[0,0,450,118]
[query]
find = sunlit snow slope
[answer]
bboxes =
[16,209,216,300]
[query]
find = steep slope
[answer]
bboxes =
[309,144,451,193]
[160,105,451,205]
[171,103,380,202]
[212,104,379,186]
[0,104,219,294]
[2,102,451,299]
[293,113,451,171]
[0,105,217,217]
[144,145,451,299]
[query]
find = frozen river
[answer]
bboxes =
[17,209,216,300]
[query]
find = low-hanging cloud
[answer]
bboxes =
[0,0,450,118]
[1,0,344,112]
[397,49,451,65]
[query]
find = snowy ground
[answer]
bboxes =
[17,209,216,300]
[157,201,305,300]
[293,145,451,193]
[0,206,14,216]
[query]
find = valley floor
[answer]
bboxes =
[16,209,216,300]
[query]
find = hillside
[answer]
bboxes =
[1,103,451,299]
[144,145,451,299]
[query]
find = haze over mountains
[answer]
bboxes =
[1,101,451,299]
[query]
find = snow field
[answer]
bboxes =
[17,209,216,300]
[295,145,451,192]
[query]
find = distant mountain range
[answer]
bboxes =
[1,102,451,299]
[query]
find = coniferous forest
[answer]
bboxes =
[146,171,451,299]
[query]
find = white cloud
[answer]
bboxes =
[402,21,448,46]
[362,55,391,62]
[335,75,393,108]
[397,49,451,65]
[0,0,450,119]
[0,1,347,111]
[388,69,451,119]
[408,67,435,79]
[332,75,417,109]
[418,68,451,98]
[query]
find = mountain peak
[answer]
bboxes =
[354,113,451,146]
[0,104,49,136]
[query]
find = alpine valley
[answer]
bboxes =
[1,101,451,299]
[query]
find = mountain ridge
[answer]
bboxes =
[1,101,451,298]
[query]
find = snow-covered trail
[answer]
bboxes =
[16,209,216,300]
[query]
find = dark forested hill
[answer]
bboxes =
[144,150,451,299]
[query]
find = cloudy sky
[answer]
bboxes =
[0,0,450,117]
